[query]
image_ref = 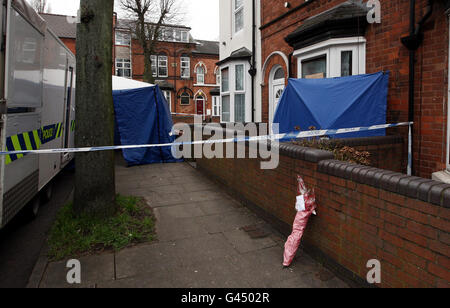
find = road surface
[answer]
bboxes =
[0,170,74,288]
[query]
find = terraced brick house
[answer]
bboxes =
[40,13,221,123]
[257,0,450,181]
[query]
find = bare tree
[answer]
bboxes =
[120,0,183,83]
[74,0,116,217]
[31,0,50,13]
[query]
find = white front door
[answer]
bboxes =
[270,84,285,132]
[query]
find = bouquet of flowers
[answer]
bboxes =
[283,175,317,267]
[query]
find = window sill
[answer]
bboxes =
[194,84,217,87]
[432,170,450,184]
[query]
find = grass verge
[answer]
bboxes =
[47,195,156,261]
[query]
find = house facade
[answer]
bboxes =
[218,0,263,123]
[258,0,450,181]
[40,13,221,123]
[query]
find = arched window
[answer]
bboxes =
[196,65,205,84]
[180,92,190,105]
[274,67,285,80]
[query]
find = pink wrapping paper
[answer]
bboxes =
[283,176,317,267]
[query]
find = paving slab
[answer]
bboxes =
[223,229,277,253]
[115,242,181,280]
[195,210,263,234]
[98,270,174,288]
[155,215,209,242]
[39,253,115,288]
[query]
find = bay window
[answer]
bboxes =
[234,64,245,122]
[221,96,230,122]
[295,37,366,79]
[221,67,229,92]
[212,96,220,117]
[301,56,327,79]
[220,63,248,123]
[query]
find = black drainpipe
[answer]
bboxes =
[401,0,433,175]
[288,52,294,78]
[249,0,257,123]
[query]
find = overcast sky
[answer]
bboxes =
[29,0,219,41]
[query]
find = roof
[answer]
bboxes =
[285,1,369,50]
[40,13,77,39]
[217,47,252,66]
[193,40,219,55]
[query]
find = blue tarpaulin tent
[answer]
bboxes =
[273,71,389,138]
[113,85,181,166]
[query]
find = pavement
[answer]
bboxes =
[32,160,349,288]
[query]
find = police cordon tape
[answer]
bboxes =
[0,122,413,156]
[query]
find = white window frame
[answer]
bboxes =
[220,66,231,123]
[294,37,366,79]
[221,95,231,123]
[158,55,168,78]
[115,31,131,46]
[212,96,220,117]
[181,57,190,79]
[216,71,221,85]
[115,58,132,78]
[151,55,157,77]
[181,31,189,43]
[234,0,244,34]
[196,65,205,85]
[220,62,249,123]
[234,63,246,122]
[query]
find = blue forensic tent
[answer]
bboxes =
[113,85,181,166]
[273,71,389,138]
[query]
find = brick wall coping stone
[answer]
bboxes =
[318,159,450,208]
[321,135,404,147]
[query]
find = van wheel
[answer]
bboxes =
[42,182,53,203]
[26,198,41,220]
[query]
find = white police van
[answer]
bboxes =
[0,0,76,228]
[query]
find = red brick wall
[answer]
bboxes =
[260,0,449,179]
[196,142,450,288]
[61,38,76,55]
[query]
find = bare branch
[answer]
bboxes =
[30,0,50,13]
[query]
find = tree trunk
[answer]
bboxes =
[74,0,116,217]
[143,46,154,84]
